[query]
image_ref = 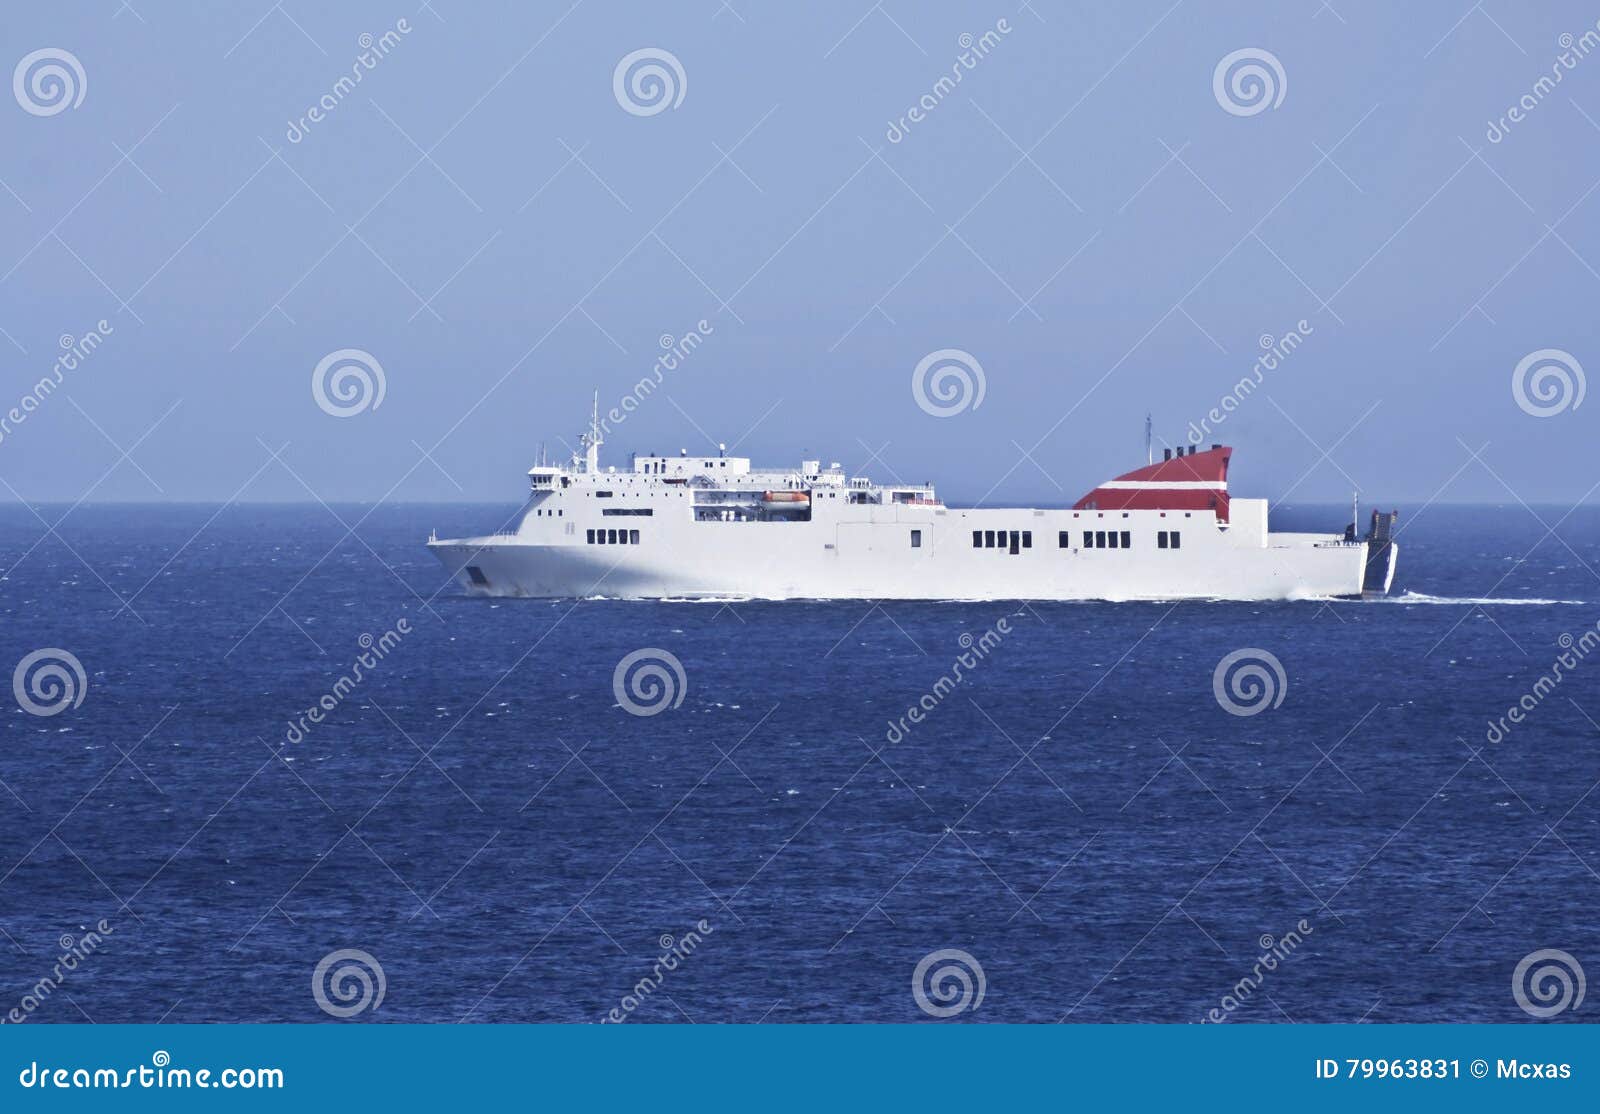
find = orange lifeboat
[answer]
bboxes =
[762,490,810,504]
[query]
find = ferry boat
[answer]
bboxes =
[426,401,1398,601]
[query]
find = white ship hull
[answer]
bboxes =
[428,501,1385,602]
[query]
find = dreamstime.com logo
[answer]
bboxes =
[1186,321,1313,446]
[885,617,1012,743]
[912,948,985,1018]
[598,319,715,437]
[3,921,114,1024]
[285,20,412,143]
[1486,27,1600,144]
[1212,648,1287,717]
[312,348,386,417]
[12,649,86,717]
[613,48,686,116]
[601,921,714,1023]
[885,20,1013,144]
[1484,621,1600,745]
[17,1052,283,1090]
[1512,348,1584,417]
[1512,948,1585,1019]
[1201,920,1314,1022]
[312,948,386,1019]
[13,48,85,116]
[912,348,986,417]
[613,649,687,716]
[1213,48,1286,116]
[284,620,412,745]
[0,322,114,450]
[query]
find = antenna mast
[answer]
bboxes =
[580,390,603,473]
[1145,413,1153,466]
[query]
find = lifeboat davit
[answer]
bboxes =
[762,490,810,504]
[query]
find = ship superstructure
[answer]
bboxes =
[426,402,1398,601]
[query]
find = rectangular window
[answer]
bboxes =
[1108,532,1119,549]
[602,508,653,516]
[910,529,922,548]
[586,529,596,544]
[1021,531,1032,549]
[1158,531,1168,549]
[607,529,618,544]
[1008,530,1019,555]
[1171,531,1181,549]
[973,530,982,548]
[629,529,640,544]
[1095,531,1106,548]
[1083,531,1092,549]
[1058,531,1069,548]
[595,491,613,498]
[1121,531,1131,549]
[985,530,995,548]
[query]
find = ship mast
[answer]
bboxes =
[580,390,602,473]
[1145,413,1153,466]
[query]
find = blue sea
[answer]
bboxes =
[1,503,1596,1024]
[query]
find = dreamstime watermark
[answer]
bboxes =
[598,319,714,436]
[1487,27,1600,143]
[911,348,986,417]
[312,348,386,417]
[613,48,686,116]
[312,948,386,1018]
[13,48,85,116]
[17,1052,283,1091]
[601,921,713,1022]
[885,618,1012,743]
[1512,948,1585,1019]
[2,921,114,1024]
[12,648,87,717]
[286,21,412,143]
[885,20,1012,144]
[283,621,412,745]
[1186,321,1313,446]
[1213,48,1286,116]
[1201,920,1313,1022]
[1212,648,1287,717]
[1484,620,1600,744]
[613,649,687,716]
[912,948,985,1018]
[0,322,115,449]
[1511,348,1584,417]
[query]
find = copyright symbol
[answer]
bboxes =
[1471,1059,1488,1078]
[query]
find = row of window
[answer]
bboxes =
[1051,530,1183,549]
[971,529,1033,554]
[959,528,1188,551]
[1076,530,1131,549]
[640,459,730,473]
[586,529,641,545]
[601,507,653,516]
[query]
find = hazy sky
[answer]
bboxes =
[2,1,1597,505]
